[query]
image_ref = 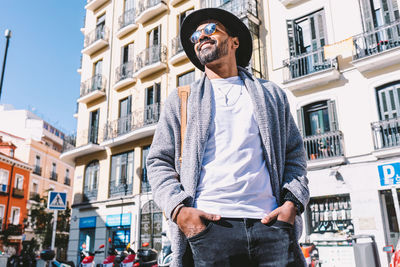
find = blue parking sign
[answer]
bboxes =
[48,191,67,210]
[378,163,400,186]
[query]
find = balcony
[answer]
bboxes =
[371,117,400,158]
[29,192,41,202]
[283,48,340,92]
[82,26,109,55]
[117,9,138,38]
[0,184,8,195]
[136,0,168,24]
[60,128,105,165]
[12,188,24,198]
[102,103,161,147]
[169,36,186,65]
[1,224,23,237]
[50,172,58,181]
[85,0,110,11]
[64,177,71,186]
[114,61,136,91]
[33,165,42,176]
[200,0,259,24]
[109,182,133,198]
[133,45,167,79]
[83,187,98,202]
[352,20,400,73]
[78,74,106,104]
[304,131,346,170]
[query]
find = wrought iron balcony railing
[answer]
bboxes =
[371,117,400,150]
[109,181,133,198]
[303,131,344,161]
[50,172,58,181]
[1,224,23,236]
[353,20,400,60]
[29,192,41,202]
[119,8,136,30]
[84,26,109,48]
[103,103,161,140]
[64,177,71,186]
[137,0,163,18]
[80,74,106,98]
[83,187,98,202]
[141,181,152,193]
[171,35,183,57]
[62,127,104,152]
[283,48,338,82]
[12,188,24,198]
[134,45,167,72]
[200,0,258,19]
[33,165,42,175]
[116,61,135,82]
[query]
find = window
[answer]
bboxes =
[52,163,57,173]
[119,43,135,81]
[89,109,100,144]
[140,200,162,251]
[148,26,160,48]
[84,161,99,201]
[118,96,132,135]
[0,169,9,193]
[298,100,342,160]
[109,151,134,198]
[360,0,399,32]
[145,83,161,124]
[14,174,24,190]
[66,169,70,178]
[93,60,103,90]
[141,146,151,193]
[10,207,20,225]
[32,182,38,193]
[35,155,41,167]
[377,81,400,120]
[124,0,134,12]
[177,70,195,87]
[96,13,106,40]
[0,205,4,230]
[122,43,134,64]
[110,227,130,252]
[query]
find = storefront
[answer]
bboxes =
[78,216,97,264]
[105,213,132,252]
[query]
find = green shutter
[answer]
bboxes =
[328,100,338,132]
[286,20,296,57]
[297,107,305,137]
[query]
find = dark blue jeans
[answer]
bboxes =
[186,218,295,267]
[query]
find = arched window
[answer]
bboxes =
[83,160,99,202]
[140,200,162,251]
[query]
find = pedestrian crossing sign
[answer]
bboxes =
[48,191,67,210]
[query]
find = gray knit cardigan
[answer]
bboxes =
[146,67,309,267]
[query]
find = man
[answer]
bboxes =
[147,8,309,267]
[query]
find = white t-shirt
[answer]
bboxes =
[194,76,277,219]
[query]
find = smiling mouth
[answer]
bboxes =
[198,40,215,51]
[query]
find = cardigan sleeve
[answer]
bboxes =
[281,92,310,214]
[146,89,191,220]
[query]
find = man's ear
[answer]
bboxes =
[232,37,239,48]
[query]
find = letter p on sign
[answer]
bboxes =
[378,163,400,186]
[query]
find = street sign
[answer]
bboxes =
[378,162,400,186]
[48,191,67,210]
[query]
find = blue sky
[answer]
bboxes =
[0,1,85,135]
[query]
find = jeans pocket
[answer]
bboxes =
[272,220,294,230]
[187,221,214,242]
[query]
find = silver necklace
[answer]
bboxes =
[216,84,243,106]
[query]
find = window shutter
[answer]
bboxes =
[328,100,338,132]
[128,43,134,61]
[359,0,375,31]
[286,20,296,57]
[297,107,305,137]
[127,95,132,114]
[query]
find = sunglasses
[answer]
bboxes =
[190,23,220,44]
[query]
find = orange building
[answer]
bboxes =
[0,138,32,254]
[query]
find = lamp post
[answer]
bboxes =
[0,29,12,100]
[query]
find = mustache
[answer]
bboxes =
[197,37,216,51]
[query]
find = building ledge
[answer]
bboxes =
[134,61,166,80]
[81,39,108,56]
[372,146,400,159]
[85,0,109,11]
[351,46,400,73]
[60,143,105,165]
[169,51,187,65]
[136,2,168,24]
[283,68,340,92]
[116,23,138,39]
[170,0,185,6]
[101,124,157,148]
[77,89,106,104]
[279,0,304,6]
[307,156,346,170]
[113,77,136,91]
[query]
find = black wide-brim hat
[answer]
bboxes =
[180,8,253,71]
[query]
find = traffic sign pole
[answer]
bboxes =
[51,210,58,250]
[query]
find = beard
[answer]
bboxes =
[197,38,229,66]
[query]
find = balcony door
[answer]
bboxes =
[377,82,400,120]
[360,0,399,31]
[145,83,160,124]
[93,60,103,90]
[96,13,106,40]
[121,43,134,79]
[118,96,132,134]
[148,26,161,63]
[89,109,99,144]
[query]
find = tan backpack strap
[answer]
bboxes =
[178,85,191,165]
